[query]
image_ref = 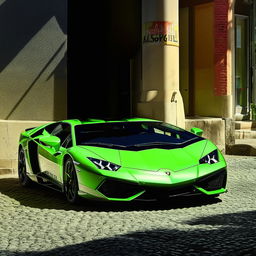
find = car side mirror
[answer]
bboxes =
[39,135,61,151]
[190,127,203,136]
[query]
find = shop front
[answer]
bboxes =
[235,0,256,120]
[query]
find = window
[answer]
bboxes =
[75,121,198,148]
[31,122,61,138]
[51,123,71,145]
[61,134,72,148]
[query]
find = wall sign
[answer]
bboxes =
[143,21,179,46]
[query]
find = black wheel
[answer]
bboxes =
[64,158,79,204]
[18,147,32,187]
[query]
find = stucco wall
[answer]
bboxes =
[185,118,225,152]
[0,0,67,121]
[0,120,51,172]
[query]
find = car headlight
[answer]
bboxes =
[87,157,121,171]
[199,149,219,164]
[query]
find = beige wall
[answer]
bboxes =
[194,3,216,116]
[0,120,50,172]
[0,3,67,121]
[185,118,225,152]
[179,7,189,116]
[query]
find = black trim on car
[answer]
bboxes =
[196,168,227,191]
[97,168,227,200]
[97,179,143,198]
[25,127,36,132]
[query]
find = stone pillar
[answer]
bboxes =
[137,0,185,128]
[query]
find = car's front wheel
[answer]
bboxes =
[18,147,32,187]
[63,157,79,204]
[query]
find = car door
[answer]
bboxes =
[37,122,72,184]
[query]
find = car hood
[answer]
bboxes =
[77,139,208,171]
[119,140,207,171]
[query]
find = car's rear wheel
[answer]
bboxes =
[18,147,32,187]
[64,157,79,204]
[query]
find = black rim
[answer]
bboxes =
[18,149,26,184]
[64,160,78,202]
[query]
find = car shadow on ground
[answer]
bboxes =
[0,177,221,212]
[1,211,256,256]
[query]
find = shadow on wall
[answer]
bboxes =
[1,211,256,255]
[0,0,67,120]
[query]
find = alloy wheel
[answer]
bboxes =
[64,159,79,203]
[18,148,31,186]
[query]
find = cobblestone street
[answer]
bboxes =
[0,155,256,256]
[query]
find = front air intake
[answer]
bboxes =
[97,179,143,199]
[196,168,227,191]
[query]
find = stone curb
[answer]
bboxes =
[226,144,256,156]
[0,168,14,175]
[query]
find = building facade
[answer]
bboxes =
[1,0,255,124]
[180,0,256,122]
[0,0,255,169]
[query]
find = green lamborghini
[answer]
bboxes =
[18,118,227,203]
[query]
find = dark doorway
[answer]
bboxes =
[234,0,253,120]
[68,0,140,120]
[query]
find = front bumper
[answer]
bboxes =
[78,167,227,201]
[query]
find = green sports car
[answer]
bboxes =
[18,118,227,203]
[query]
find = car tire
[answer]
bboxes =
[63,157,79,204]
[18,147,33,187]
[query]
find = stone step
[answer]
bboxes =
[226,139,256,156]
[235,129,256,139]
[235,121,256,130]
[0,168,14,175]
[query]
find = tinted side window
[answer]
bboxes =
[31,123,61,138]
[62,134,72,148]
[51,123,71,145]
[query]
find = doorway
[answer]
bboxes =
[67,0,140,120]
[234,0,256,120]
[179,1,215,117]
[235,15,249,119]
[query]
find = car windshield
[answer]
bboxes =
[75,121,202,149]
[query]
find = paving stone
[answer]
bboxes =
[0,155,255,255]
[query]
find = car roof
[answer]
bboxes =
[62,118,160,126]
